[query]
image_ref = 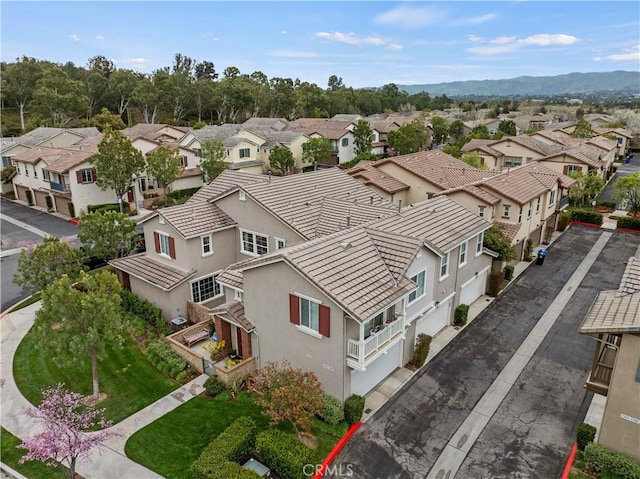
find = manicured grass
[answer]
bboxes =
[9,292,41,312]
[1,427,69,479]
[126,392,339,479]
[13,327,179,424]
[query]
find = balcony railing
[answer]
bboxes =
[557,196,569,210]
[50,182,70,192]
[584,335,619,396]
[347,318,404,364]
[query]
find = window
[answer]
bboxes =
[201,234,213,256]
[159,233,171,257]
[16,164,21,175]
[341,138,349,147]
[364,313,384,338]
[289,294,330,337]
[191,274,221,303]
[549,190,556,206]
[518,207,523,223]
[300,297,320,331]
[459,242,468,267]
[478,206,486,218]
[25,166,29,176]
[275,237,286,250]
[566,165,580,174]
[408,270,426,303]
[78,168,95,183]
[502,205,511,218]
[153,231,176,259]
[526,157,533,163]
[239,190,246,201]
[241,230,268,255]
[42,169,50,181]
[1,156,10,168]
[536,197,541,213]
[330,140,338,150]
[234,289,243,302]
[179,155,188,167]
[476,232,484,255]
[527,203,532,219]
[440,253,449,279]
[32,166,37,178]
[504,156,522,167]
[239,148,250,158]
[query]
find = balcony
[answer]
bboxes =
[347,317,404,369]
[584,334,620,396]
[50,182,70,192]
[557,196,569,211]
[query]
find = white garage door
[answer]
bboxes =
[350,341,402,397]
[416,296,452,337]
[460,268,488,306]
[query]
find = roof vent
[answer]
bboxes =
[339,242,353,250]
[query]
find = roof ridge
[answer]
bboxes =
[364,227,398,286]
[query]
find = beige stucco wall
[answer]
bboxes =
[128,275,188,321]
[375,162,443,205]
[444,191,495,221]
[598,333,640,462]
[491,140,544,167]
[46,132,85,147]
[537,157,593,177]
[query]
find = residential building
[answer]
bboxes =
[286,118,357,166]
[578,256,640,462]
[594,127,633,159]
[537,143,616,180]
[486,136,563,170]
[460,139,504,170]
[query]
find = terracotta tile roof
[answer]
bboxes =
[242,118,288,131]
[494,221,522,242]
[586,136,617,152]
[372,195,491,255]
[252,130,306,148]
[594,127,633,138]
[494,136,564,156]
[348,162,411,194]
[189,124,243,142]
[109,253,196,291]
[437,184,501,205]
[461,139,503,157]
[13,146,98,173]
[620,256,640,294]
[210,300,254,331]
[216,267,244,289]
[187,170,269,204]
[9,127,100,148]
[156,202,236,238]
[541,144,606,169]
[179,167,203,178]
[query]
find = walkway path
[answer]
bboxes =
[1,301,207,479]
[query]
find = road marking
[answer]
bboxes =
[426,231,613,479]
[0,213,50,238]
[0,247,26,258]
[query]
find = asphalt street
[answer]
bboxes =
[330,225,640,479]
[598,154,639,204]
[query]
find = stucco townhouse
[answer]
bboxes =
[211,195,493,401]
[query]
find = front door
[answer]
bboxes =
[236,327,243,358]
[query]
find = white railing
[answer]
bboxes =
[347,319,403,363]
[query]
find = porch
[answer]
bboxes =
[583,334,620,396]
[347,315,404,368]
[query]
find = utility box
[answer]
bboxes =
[171,317,187,332]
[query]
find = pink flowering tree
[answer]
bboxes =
[19,384,114,479]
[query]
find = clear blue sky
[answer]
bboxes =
[2,1,639,88]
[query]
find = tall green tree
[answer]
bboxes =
[33,270,125,399]
[571,119,595,138]
[89,129,146,213]
[483,226,516,261]
[388,119,431,155]
[302,137,332,170]
[90,107,125,132]
[199,139,227,182]
[448,120,465,140]
[568,172,605,206]
[468,124,491,140]
[268,145,294,175]
[498,120,517,136]
[353,119,374,157]
[460,152,486,170]
[78,211,138,261]
[13,236,86,294]
[107,69,139,123]
[1,56,43,130]
[146,145,184,205]
[613,171,640,214]
[31,65,88,126]
[431,116,449,145]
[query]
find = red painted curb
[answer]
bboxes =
[615,227,640,234]
[561,443,578,479]
[568,221,602,229]
[313,422,362,479]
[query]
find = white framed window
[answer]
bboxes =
[275,237,286,250]
[478,206,486,218]
[527,203,532,219]
[300,297,320,332]
[25,167,29,176]
[201,234,213,256]
[549,189,556,206]
[536,197,541,213]
[80,168,95,183]
[33,166,37,178]
[234,289,243,302]
[408,270,426,304]
[191,273,221,303]
[179,155,188,167]
[504,156,522,167]
[440,252,449,279]
[518,207,523,223]
[42,169,50,181]
[459,241,468,267]
[241,230,268,256]
[502,205,511,218]
[341,138,349,147]
[476,232,484,255]
[364,312,384,338]
[567,165,580,174]
[238,190,246,201]
[239,148,250,158]
[159,232,171,257]
[16,164,21,175]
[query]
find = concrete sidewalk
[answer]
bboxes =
[0,301,206,479]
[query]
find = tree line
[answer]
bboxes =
[1,54,454,136]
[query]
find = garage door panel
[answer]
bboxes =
[350,342,401,397]
[460,270,488,306]
[416,298,451,337]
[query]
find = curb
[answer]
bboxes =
[561,443,578,479]
[0,294,37,319]
[313,422,362,479]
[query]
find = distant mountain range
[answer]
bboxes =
[397,71,640,97]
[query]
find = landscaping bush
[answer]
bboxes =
[576,423,596,451]
[617,216,640,231]
[318,394,344,425]
[87,203,125,214]
[145,338,187,379]
[488,270,504,297]
[596,200,616,211]
[120,290,170,334]
[168,187,200,200]
[411,333,432,368]
[191,416,257,479]
[570,210,603,226]
[584,442,640,479]
[203,462,261,479]
[344,394,365,426]
[204,375,226,398]
[557,211,571,231]
[504,265,514,281]
[255,429,312,479]
[68,202,75,218]
[454,304,469,326]
[25,190,33,205]
[313,418,348,438]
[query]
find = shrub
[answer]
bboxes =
[120,289,170,333]
[411,333,432,368]
[68,202,75,218]
[570,210,603,226]
[1,164,16,183]
[488,270,504,297]
[584,442,640,479]
[557,211,571,231]
[454,304,469,326]
[45,195,53,210]
[617,216,640,231]
[175,370,189,383]
[87,203,124,214]
[344,394,365,426]
[25,190,33,205]
[576,423,596,451]
[596,200,616,210]
[504,265,514,281]
[204,375,226,397]
[319,394,344,425]
[313,418,348,438]
[168,187,201,200]
[255,429,312,479]
[145,338,187,378]
[203,462,261,479]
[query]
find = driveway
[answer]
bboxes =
[330,225,640,478]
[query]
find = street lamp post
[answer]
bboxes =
[131,173,138,214]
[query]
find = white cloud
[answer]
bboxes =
[518,34,578,46]
[281,30,287,35]
[386,43,403,51]
[467,44,519,55]
[491,36,517,45]
[466,33,579,55]
[595,44,640,62]
[373,5,447,29]
[120,57,153,67]
[452,13,497,26]
[316,31,385,46]
[466,35,484,43]
[95,35,104,41]
[70,34,80,43]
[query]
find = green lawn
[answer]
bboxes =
[13,327,179,424]
[1,427,69,479]
[126,392,340,479]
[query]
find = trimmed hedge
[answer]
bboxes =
[319,394,344,426]
[344,394,365,426]
[255,429,312,479]
[120,289,170,334]
[68,202,75,218]
[584,442,640,479]
[488,270,504,297]
[504,265,514,281]
[557,211,571,231]
[570,210,603,226]
[168,187,201,199]
[576,423,596,451]
[204,462,261,479]
[454,304,469,326]
[596,200,616,210]
[191,416,257,479]
[617,216,640,230]
[411,333,432,368]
